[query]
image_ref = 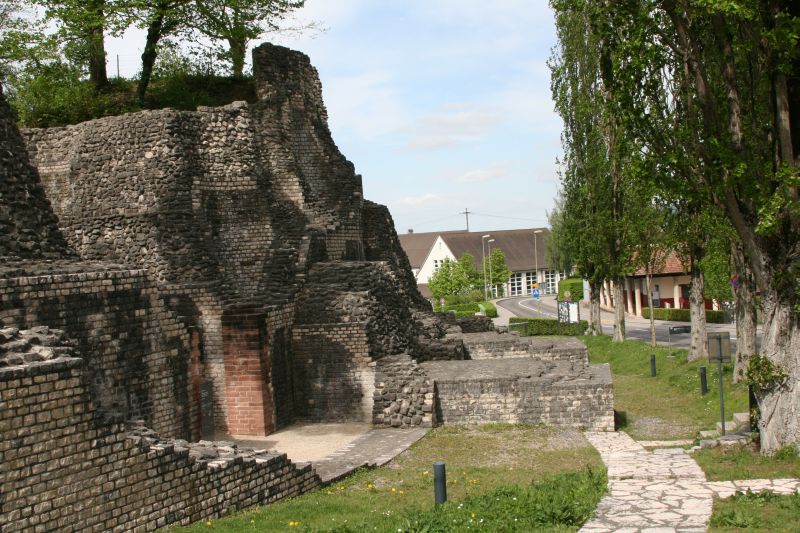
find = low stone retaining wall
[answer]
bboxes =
[422,359,614,431]
[459,332,589,367]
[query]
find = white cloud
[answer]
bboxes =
[454,162,511,184]
[396,193,441,206]
[323,70,408,138]
[403,104,501,151]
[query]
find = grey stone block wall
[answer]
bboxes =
[459,332,590,367]
[423,359,615,431]
[373,354,436,428]
[0,356,319,532]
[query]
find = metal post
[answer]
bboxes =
[488,239,495,298]
[650,353,656,377]
[434,461,447,505]
[481,235,490,300]
[700,366,708,395]
[718,337,726,436]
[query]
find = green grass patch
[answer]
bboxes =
[694,444,800,481]
[175,425,605,532]
[709,491,800,532]
[582,336,748,440]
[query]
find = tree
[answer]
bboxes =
[549,2,640,340]
[428,254,479,300]
[486,248,511,297]
[570,0,800,452]
[191,0,305,77]
[457,252,481,291]
[29,0,127,90]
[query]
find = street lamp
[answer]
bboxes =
[533,230,544,316]
[487,238,496,298]
[481,234,491,300]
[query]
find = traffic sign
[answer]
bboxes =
[532,288,540,299]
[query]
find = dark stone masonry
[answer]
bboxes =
[1,43,613,531]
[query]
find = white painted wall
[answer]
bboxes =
[416,236,457,283]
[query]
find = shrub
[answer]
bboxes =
[642,307,726,323]
[557,278,583,301]
[439,301,497,318]
[509,317,587,336]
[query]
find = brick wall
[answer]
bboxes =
[0,357,319,532]
[0,260,195,439]
[222,308,274,436]
[291,323,374,422]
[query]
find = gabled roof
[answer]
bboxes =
[398,230,463,269]
[398,228,551,272]
[633,251,687,277]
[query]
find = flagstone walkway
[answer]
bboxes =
[580,432,800,533]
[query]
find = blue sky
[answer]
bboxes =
[109,1,562,235]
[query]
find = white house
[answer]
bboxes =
[398,228,568,298]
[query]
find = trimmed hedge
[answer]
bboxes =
[509,317,588,336]
[438,301,498,318]
[642,307,726,323]
[557,278,584,302]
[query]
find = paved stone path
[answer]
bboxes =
[580,432,800,533]
[311,427,429,484]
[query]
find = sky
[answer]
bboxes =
[107,0,563,236]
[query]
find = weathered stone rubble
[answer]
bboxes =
[0,326,76,367]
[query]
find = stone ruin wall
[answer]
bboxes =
[20,43,434,438]
[0,43,442,530]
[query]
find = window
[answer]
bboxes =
[509,272,524,296]
[544,270,559,294]
[525,272,537,294]
[433,259,441,270]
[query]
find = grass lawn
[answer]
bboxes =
[582,336,749,440]
[174,424,606,532]
[709,491,800,532]
[694,443,800,481]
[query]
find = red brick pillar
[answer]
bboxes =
[222,308,274,436]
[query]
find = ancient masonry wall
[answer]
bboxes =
[0,262,195,438]
[460,332,590,367]
[423,360,615,431]
[0,85,70,260]
[291,323,373,422]
[373,354,436,428]
[0,357,319,532]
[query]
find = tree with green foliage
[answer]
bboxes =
[553,0,799,452]
[191,0,306,78]
[549,3,642,340]
[428,254,480,300]
[486,248,511,298]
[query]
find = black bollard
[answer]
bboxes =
[434,461,447,505]
[700,367,708,396]
[650,353,656,377]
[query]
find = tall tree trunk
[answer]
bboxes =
[688,259,708,361]
[612,277,625,342]
[755,287,800,454]
[87,0,108,90]
[732,241,757,382]
[646,272,656,347]
[588,279,603,335]
[138,13,165,106]
[228,37,247,78]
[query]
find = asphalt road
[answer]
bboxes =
[496,295,760,351]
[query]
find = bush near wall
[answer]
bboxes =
[557,278,584,301]
[437,301,498,318]
[509,317,588,336]
[642,307,726,323]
